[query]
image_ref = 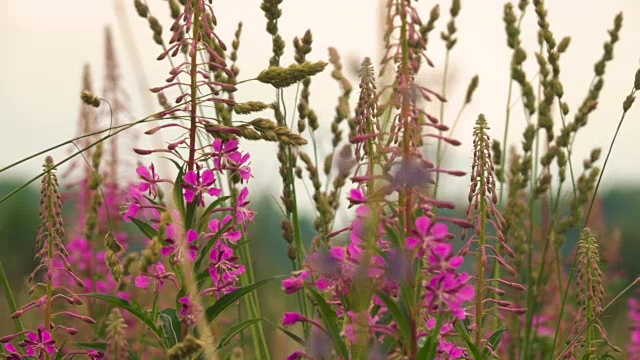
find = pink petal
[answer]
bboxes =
[208,187,222,197]
[186,229,198,243]
[415,216,431,235]
[135,275,151,289]
[136,165,151,179]
[431,223,448,239]
[201,169,215,186]
[161,246,174,257]
[183,170,198,186]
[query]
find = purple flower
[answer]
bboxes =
[162,229,199,261]
[3,343,22,360]
[407,216,448,257]
[281,312,306,326]
[281,271,309,294]
[425,272,475,320]
[182,169,221,206]
[212,139,252,182]
[19,328,56,359]
[123,185,143,222]
[205,243,245,298]
[135,263,178,292]
[207,215,241,244]
[87,349,105,359]
[136,163,161,198]
[234,187,254,224]
[348,188,367,204]
[178,296,200,326]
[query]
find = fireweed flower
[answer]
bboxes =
[406,216,449,257]
[134,262,178,292]
[425,272,475,320]
[19,328,56,359]
[234,187,255,224]
[3,343,21,360]
[182,168,222,206]
[204,242,246,298]
[282,312,306,326]
[162,228,200,262]
[206,215,242,244]
[178,296,201,327]
[211,139,251,182]
[136,163,162,198]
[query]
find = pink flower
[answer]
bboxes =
[135,263,178,292]
[281,312,306,326]
[281,271,309,294]
[407,216,449,257]
[348,188,367,204]
[425,272,475,320]
[182,169,221,206]
[3,343,21,360]
[21,328,56,358]
[178,296,201,326]
[123,185,143,222]
[136,163,161,198]
[234,187,254,224]
[162,229,199,261]
[206,215,241,244]
[212,139,252,181]
[205,243,245,298]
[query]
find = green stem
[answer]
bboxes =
[0,261,24,332]
[433,50,451,200]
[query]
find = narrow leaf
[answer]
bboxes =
[455,321,482,360]
[80,293,161,337]
[217,318,261,349]
[307,287,349,358]
[205,276,280,322]
[130,218,158,239]
[0,260,24,332]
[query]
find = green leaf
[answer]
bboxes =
[80,293,162,338]
[130,218,158,239]
[185,197,198,232]
[0,260,24,332]
[197,196,231,233]
[151,293,160,322]
[205,276,281,322]
[217,318,261,349]
[455,321,482,360]
[307,287,349,358]
[264,318,306,347]
[483,327,505,359]
[172,165,186,217]
[417,314,444,360]
[159,308,181,348]
[376,292,410,343]
[75,342,108,351]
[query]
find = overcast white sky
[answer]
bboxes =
[1,1,639,206]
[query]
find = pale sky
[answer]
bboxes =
[1,0,639,207]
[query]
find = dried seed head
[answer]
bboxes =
[257,61,327,88]
[81,90,101,108]
[465,75,479,104]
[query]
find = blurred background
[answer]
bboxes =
[1,0,639,356]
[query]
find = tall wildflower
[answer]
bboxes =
[464,115,524,348]
[281,1,474,358]
[564,228,619,358]
[0,157,98,359]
